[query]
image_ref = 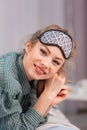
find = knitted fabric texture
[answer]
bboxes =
[0,52,45,130]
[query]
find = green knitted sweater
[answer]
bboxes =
[0,52,45,130]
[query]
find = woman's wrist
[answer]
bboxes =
[33,91,52,117]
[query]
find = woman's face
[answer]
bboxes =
[23,41,65,81]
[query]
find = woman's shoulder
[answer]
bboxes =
[0,52,22,92]
[0,52,19,60]
[0,51,22,64]
[0,51,18,58]
[0,51,21,74]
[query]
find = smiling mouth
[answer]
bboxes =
[34,64,46,75]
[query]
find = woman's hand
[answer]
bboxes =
[43,73,69,106]
[34,73,69,116]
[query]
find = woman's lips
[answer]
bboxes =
[34,64,46,75]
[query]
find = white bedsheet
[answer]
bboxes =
[36,107,80,130]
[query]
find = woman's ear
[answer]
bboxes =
[25,42,32,54]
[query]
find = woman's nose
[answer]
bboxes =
[41,58,51,68]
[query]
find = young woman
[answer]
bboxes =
[0,25,79,130]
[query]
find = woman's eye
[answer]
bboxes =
[53,60,60,65]
[40,49,47,56]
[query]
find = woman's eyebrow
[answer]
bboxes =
[41,45,50,53]
[55,57,64,62]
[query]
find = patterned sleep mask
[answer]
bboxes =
[37,29,73,59]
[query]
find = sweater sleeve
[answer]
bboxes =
[0,55,45,130]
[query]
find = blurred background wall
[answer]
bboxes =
[0,0,87,130]
[0,0,87,81]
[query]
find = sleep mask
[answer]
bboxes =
[37,29,72,59]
